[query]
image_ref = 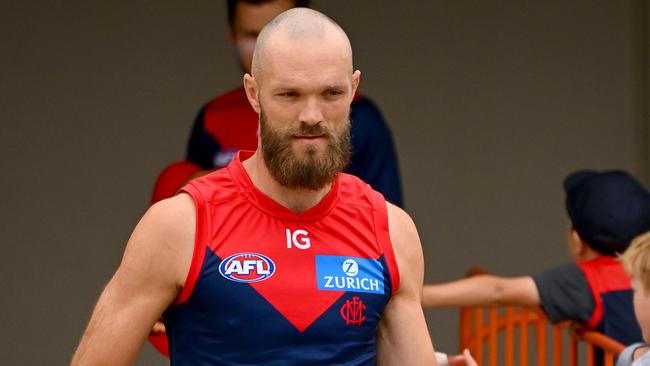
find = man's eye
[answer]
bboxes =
[326,90,342,97]
[279,91,299,97]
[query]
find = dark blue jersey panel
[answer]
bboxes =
[164,248,392,366]
[599,290,643,346]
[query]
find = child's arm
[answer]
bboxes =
[422,275,540,307]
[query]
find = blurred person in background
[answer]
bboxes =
[151,0,402,207]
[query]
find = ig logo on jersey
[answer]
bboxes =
[219,253,276,283]
[286,228,311,249]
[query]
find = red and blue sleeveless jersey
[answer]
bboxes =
[163,151,400,365]
[578,256,643,345]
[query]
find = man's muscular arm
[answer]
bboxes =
[71,194,195,365]
[377,203,436,366]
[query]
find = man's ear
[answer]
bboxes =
[351,70,361,98]
[243,74,261,113]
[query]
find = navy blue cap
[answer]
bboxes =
[564,169,650,255]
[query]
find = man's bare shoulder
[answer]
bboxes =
[385,202,424,290]
[121,193,196,288]
[147,193,195,228]
[386,201,414,222]
[385,202,418,245]
[141,192,196,263]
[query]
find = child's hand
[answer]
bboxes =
[446,349,478,366]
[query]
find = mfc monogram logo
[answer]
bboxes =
[285,228,311,250]
[340,296,366,326]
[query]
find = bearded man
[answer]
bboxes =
[71,8,435,366]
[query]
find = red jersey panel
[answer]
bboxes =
[578,256,642,344]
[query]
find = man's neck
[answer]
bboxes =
[242,150,333,213]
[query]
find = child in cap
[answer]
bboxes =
[617,232,650,366]
[423,170,650,346]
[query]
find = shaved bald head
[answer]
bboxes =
[251,8,353,81]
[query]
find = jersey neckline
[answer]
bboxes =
[228,150,340,222]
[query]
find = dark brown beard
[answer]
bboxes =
[260,109,351,190]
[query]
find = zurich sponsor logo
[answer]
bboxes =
[219,252,276,283]
[316,255,384,294]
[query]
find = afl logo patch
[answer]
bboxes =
[219,253,276,283]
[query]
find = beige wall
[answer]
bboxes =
[637,0,650,184]
[642,1,650,184]
[1,1,647,364]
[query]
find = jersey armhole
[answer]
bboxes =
[174,184,209,305]
[371,190,400,295]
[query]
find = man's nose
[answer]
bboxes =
[298,96,324,125]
